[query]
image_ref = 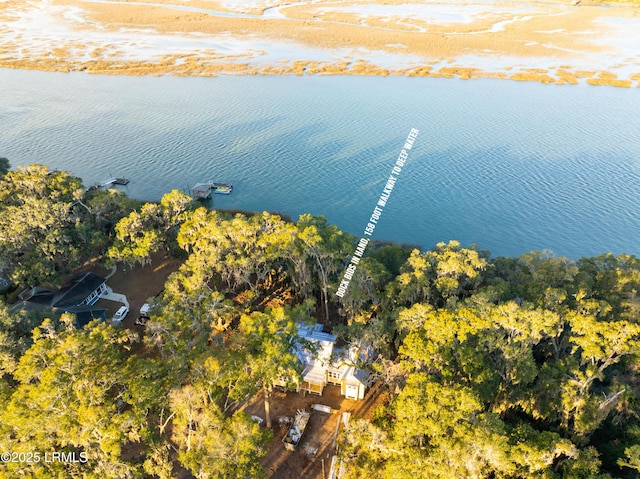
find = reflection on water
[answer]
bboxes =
[2,69,640,259]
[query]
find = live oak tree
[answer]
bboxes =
[390,240,487,308]
[576,253,640,323]
[337,256,389,323]
[618,445,640,474]
[0,319,147,479]
[515,250,579,308]
[144,208,300,358]
[84,188,141,236]
[211,307,302,428]
[0,164,137,289]
[341,288,640,479]
[342,370,575,479]
[562,312,640,442]
[0,303,57,381]
[294,214,354,321]
[177,208,298,293]
[369,243,412,278]
[108,189,194,267]
[0,157,9,176]
[169,384,270,479]
[0,165,86,285]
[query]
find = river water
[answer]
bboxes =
[1,68,639,259]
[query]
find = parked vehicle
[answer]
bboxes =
[112,305,129,323]
[139,303,151,317]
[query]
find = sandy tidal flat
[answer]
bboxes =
[1,0,639,85]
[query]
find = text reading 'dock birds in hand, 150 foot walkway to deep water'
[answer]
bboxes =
[336,128,419,298]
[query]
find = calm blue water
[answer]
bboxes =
[1,68,639,259]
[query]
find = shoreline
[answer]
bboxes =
[1,59,638,88]
[1,0,639,87]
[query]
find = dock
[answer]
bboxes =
[192,182,233,199]
[110,178,130,186]
[86,177,129,192]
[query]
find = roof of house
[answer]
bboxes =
[18,286,56,305]
[13,272,107,317]
[296,324,336,368]
[51,272,106,308]
[302,364,327,385]
[63,305,108,328]
[0,276,11,292]
[344,367,370,386]
[294,323,372,388]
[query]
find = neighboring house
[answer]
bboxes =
[275,323,370,401]
[50,272,109,308]
[13,272,108,326]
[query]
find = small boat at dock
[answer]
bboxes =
[192,181,233,199]
[211,183,233,195]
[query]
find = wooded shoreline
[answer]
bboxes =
[1,163,640,478]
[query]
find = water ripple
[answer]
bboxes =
[2,71,640,258]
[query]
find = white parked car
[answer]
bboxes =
[113,306,129,323]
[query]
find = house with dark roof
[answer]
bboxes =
[50,272,108,308]
[14,272,108,325]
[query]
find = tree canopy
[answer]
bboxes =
[0,158,9,177]
[1,165,639,479]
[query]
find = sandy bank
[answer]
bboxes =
[0,0,638,86]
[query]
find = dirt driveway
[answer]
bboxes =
[241,384,386,479]
[78,252,182,324]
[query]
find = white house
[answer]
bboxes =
[326,347,370,401]
[275,323,370,401]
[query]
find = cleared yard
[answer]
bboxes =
[73,254,386,478]
[80,252,182,327]
[242,384,383,479]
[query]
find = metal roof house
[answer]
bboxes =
[14,272,108,325]
[275,323,370,401]
[326,348,370,401]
